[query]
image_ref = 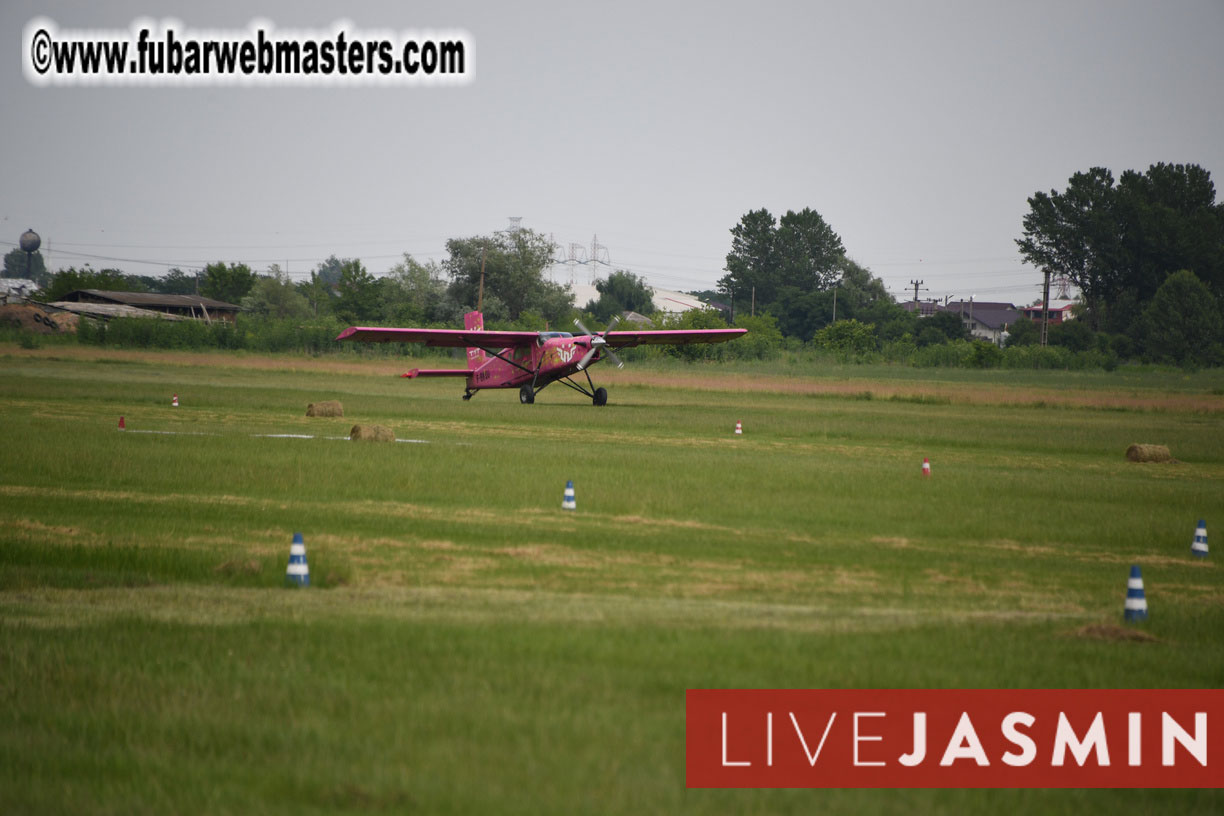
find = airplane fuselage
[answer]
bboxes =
[468,332,600,390]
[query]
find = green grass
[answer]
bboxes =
[1,347,1222,814]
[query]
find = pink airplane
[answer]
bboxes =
[336,311,746,405]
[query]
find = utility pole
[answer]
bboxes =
[909,279,924,304]
[589,234,609,284]
[477,248,486,313]
[751,286,755,318]
[1040,268,1051,347]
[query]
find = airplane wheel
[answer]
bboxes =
[593,387,607,406]
[462,392,472,401]
[519,385,535,404]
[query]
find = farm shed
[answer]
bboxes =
[56,290,241,323]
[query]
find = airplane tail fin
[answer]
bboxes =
[464,310,486,370]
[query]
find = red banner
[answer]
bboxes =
[686,689,1223,788]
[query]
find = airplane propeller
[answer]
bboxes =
[573,315,625,370]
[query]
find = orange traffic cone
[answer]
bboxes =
[734,421,743,435]
[922,457,931,477]
[118,416,126,430]
[172,394,179,407]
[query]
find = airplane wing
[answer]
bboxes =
[603,328,747,348]
[337,326,748,349]
[335,327,540,348]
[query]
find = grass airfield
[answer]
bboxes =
[1,346,1222,814]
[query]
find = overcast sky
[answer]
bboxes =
[4,0,1222,307]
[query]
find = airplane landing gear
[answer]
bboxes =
[462,389,474,401]
[519,385,535,404]
[593,387,607,406]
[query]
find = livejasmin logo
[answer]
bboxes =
[686,690,1223,788]
[721,710,1201,768]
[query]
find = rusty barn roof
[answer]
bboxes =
[60,290,241,311]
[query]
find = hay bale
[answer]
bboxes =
[306,400,344,417]
[1126,443,1174,463]
[350,424,395,442]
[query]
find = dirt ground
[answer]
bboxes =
[0,304,79,334]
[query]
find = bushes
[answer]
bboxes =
[78,316,348,354]
[100,317,214,349]
[813,319,876,355]
[968,341,1003,368]
[729,314,784,360]
[62,311,1146,372]
[75,315,458,358]
[241,318,347,354]
[913,340,976,368]
[998,344,1074,370]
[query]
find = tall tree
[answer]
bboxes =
[334,260,381,323]
[769,286,832,340]
[241,265,311,319]
[443,228,570,324]
[776,207,845,292]
[584,269,654,322]
[1139,269,1223,366]
[1115,163,1224,304]
[3,248,47,282]
[314,255,347,289]
[1017,163,1224,332]
[43,266,132,301]
[720,206,848,325]
[1016,167,1122,330]
[200,262,256,304]
[155,268,199,295]
[381,254,446,323]
[719,208,778,312]
[295,271,334,318]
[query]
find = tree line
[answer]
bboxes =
[711,162,1223,366]
[4,230,577,330]
[1017,162,1224,366]
[7,160,1222,368]
[5,221,976,358]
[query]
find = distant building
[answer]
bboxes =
[900,297,1025,346]
[944,300,1021,346]
[568,282,707,317]
[1021,301,1076,325]
[900,300,942,317]
[55,290,242,323]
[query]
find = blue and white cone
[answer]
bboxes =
[562,480,576,511]
[1124,565,1147,622]
[286,532,310,587]
[1191,519,1208,558]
